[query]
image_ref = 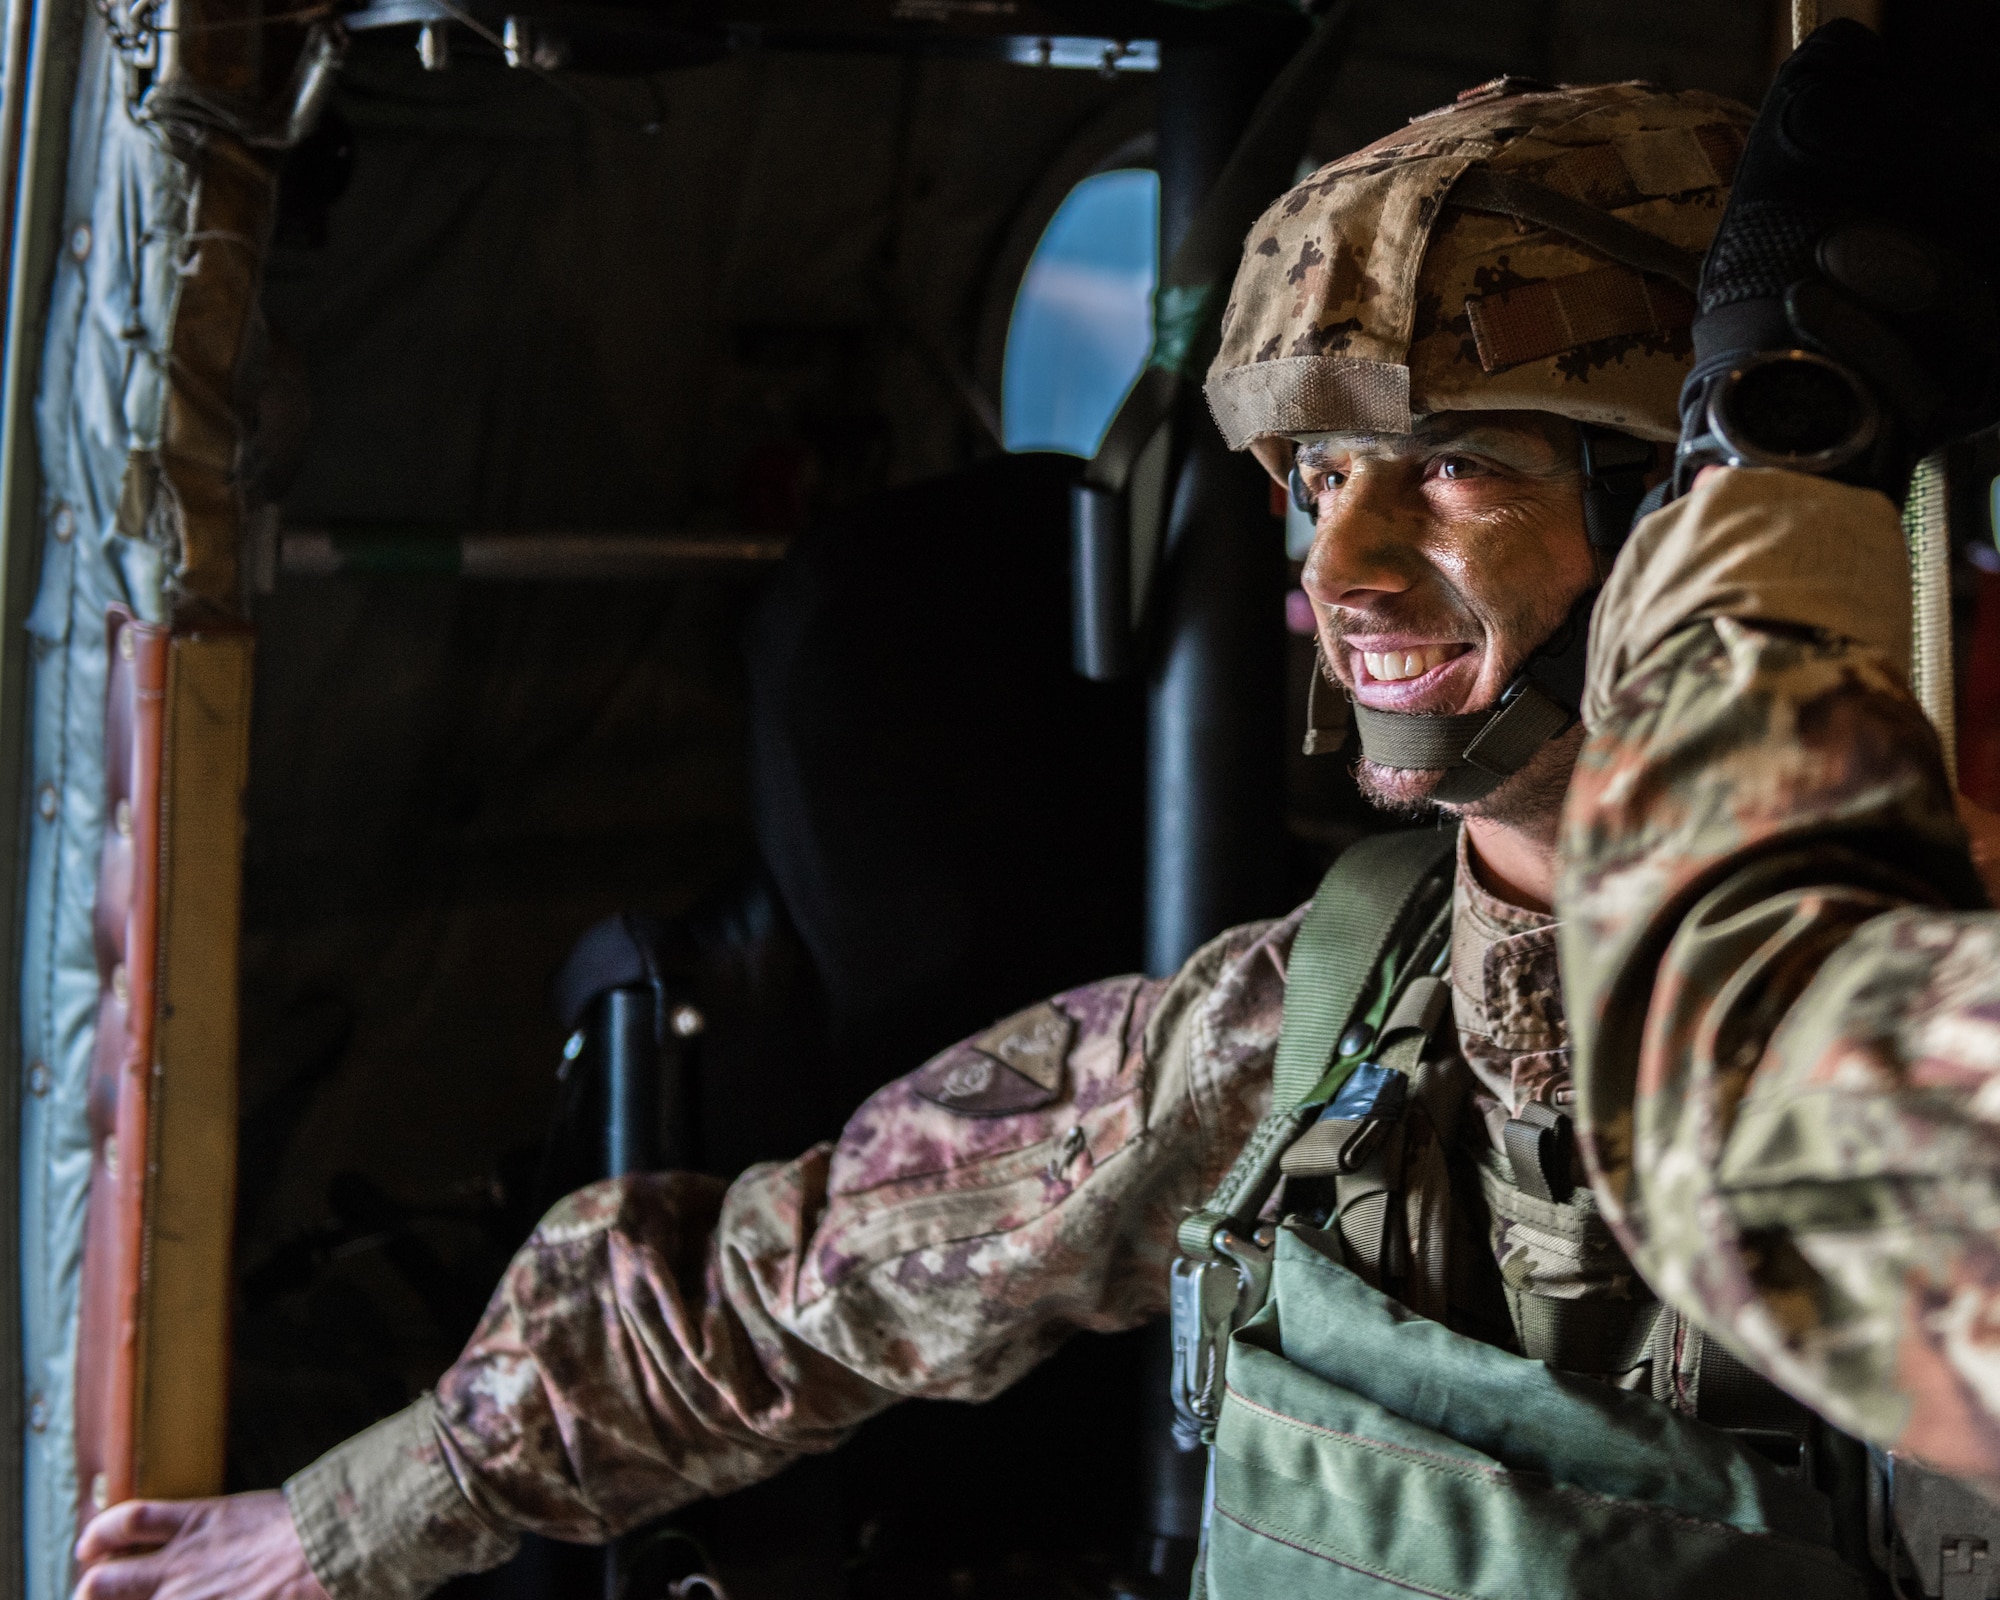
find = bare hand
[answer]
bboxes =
[73,1492,328,1600]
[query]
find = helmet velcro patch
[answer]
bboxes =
[1467,266,1696,373]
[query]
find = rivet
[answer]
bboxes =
[51,505,73,543]
[68,223,91,262]
[1337,1024,1374,1060]
[114,798,132,838]
[28,1061,50,1097]
[103,1134,118,1178]
[26,1392,46,1433]
[35,783,56,822]
[670,1004,706,1039]
[110,964,128,1006]
[118,629,135,661]
[90,1472,108,1511]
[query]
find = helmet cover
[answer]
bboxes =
[1204,78,1755,473]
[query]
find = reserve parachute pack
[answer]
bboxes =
[1169,827,1880,1598]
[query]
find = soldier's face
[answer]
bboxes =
[1293,410,1596,818]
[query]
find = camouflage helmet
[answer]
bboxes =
[1204,78,1755,475]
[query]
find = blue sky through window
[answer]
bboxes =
[1002,168,1159,457]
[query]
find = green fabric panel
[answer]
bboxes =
[1208,1428,1860,1600]
[1204,1227,1867,1600]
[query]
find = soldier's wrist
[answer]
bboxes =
[284,1395,518,1600]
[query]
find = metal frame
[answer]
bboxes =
[0,0,87,1587]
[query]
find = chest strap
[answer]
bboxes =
[1170,826,1458,1448]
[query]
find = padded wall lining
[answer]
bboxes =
[18,23,183,1600]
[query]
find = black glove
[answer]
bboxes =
[1675,19,2000,503]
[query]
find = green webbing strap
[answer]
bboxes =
[1353,684,1574,803]
[1270,826,1458,1107]
[1175,825,1458,1260]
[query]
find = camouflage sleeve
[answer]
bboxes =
[283,915,1292,1599]
[1558,466,2000,1483]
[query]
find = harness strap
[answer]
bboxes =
[1175,824,1454,1262]
[1169,832,1457,1447]
[1269,828,1458,1109]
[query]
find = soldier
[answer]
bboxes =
[70,29,2000,1600]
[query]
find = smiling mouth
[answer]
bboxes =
[1357,644,1469,683]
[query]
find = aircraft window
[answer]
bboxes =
[1002,167,1159,457]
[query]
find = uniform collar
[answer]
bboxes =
[1449,830,1570,1111]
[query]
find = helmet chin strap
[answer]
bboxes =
[1350,590,1594,804]
[1339,425,1654,805]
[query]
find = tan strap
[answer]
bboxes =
[1467,264,1696,374]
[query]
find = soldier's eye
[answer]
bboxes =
[1434,455,1486,480]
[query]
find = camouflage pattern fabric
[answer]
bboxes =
[1561,466,2000,1489]
[284,837,1641,1599]
[1205,80,1751,477]
[284,919,1289,1599]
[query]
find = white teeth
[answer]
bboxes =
[1361,645,1457,682]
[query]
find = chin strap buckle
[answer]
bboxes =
[1428,681,1573,803]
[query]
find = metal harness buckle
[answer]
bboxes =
[1168,1225,1275,1449]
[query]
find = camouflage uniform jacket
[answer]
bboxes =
[286,841,1592,1600]
[1561,466,2000,1492]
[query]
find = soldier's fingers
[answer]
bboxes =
[71,1549,167,1600]
[74,1500,195,1566]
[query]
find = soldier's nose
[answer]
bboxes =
[1302,497,1421,610]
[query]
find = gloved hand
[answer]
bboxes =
[1675,19,2000,502]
